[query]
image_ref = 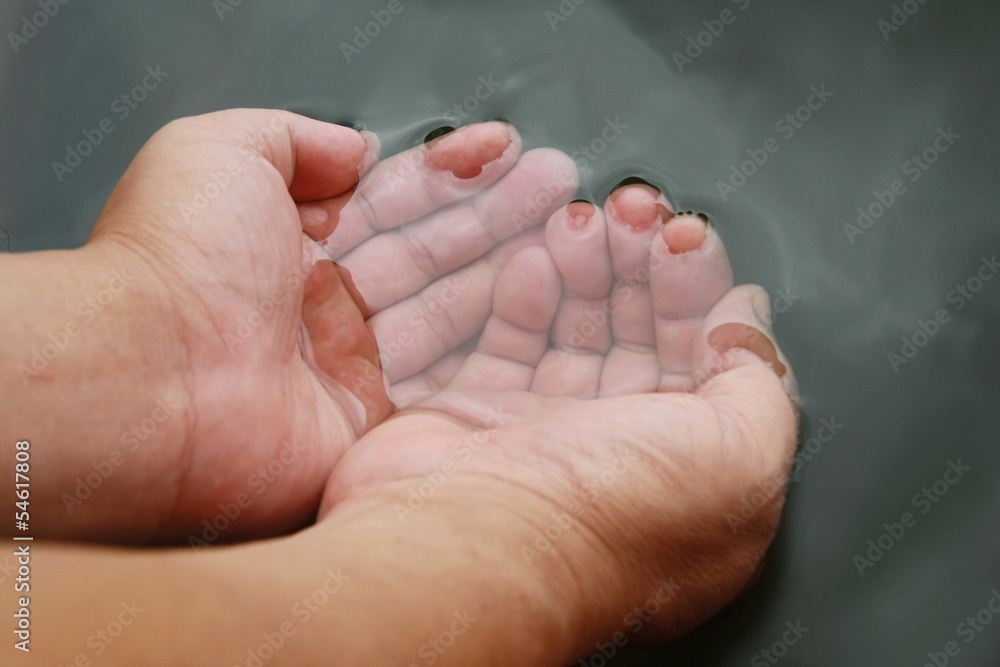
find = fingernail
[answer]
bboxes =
[608,184,670,232]
[661,214,706,254]
[566,200,595,230]
[359,131,380,176]
[426,124,512,180]
[707,322,787,377]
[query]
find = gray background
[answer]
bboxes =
[1,1,997,665]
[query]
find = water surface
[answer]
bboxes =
[2,1,998,665]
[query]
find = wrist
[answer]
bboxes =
[23,489,592,666]
[319,477,632,665]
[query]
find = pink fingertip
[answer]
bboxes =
[426,123,513,179]
[566,201,595,230]
[662,214,708,254]
[609,185,672,231]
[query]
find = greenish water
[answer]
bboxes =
[2,1,998,665]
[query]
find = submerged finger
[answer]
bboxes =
[315,122,522,256]
[339,149,577,313]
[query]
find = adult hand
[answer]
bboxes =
[13,111,572,544]
[319,183,799,648]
